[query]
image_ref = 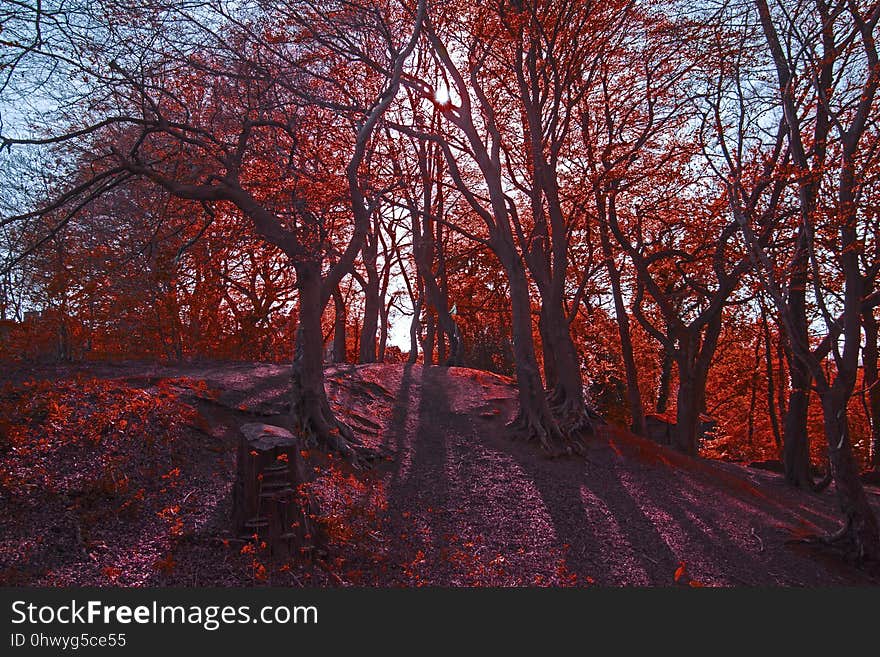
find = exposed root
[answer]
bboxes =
[786,518,880,564]
[810,469,833,493]
[549,390,604,438]
[317,404,394,466]
[291,397,365,466]
[508,405,586,457]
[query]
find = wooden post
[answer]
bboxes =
[232,423,313,558]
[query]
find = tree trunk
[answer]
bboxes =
[657,347,673,414]
[674,369,701,457]
[599,213,646,436]
[436,325,447,364]
[291,261,355,456]
[378,298,390,363]
[820,388,880,560]
[783,365,813,487]
[672,338,708,457]
[412,235,462,365]
[406,138,463,367]
[422,311,435,365]
[538,308,558,391]
[358,273,379,363]
[408,297,421,364]
[359,232,380,363]
[862,307,880,471]
[332,285,347,363]
[747,333,761,448]
[761,303,783,452]
[541,296,592,434]
[502,246,579,453]
[782,230,814,488]
[672,319,719,457]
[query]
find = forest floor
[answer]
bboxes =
[1,360,879,587]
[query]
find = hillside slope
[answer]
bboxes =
[1,361,877,586]
[324,364,880,586]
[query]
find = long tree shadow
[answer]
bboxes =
[386,367,573,585]
[498,424,867,586]
[497,433,680,585]
[131,363,877,587]
[382,366,455,584]
[381,364,417,458]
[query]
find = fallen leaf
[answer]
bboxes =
[674,561,686,582]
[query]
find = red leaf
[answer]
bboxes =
[102,566,122,581]
[674,562,686,582]
[153,554,176,575]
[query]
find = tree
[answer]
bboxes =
[1,0,426,456]
[394,1,630,451]
[575,6,750,457]
[718,0,880,557]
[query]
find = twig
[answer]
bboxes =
[638,550,660,566]
[750,527,765,553]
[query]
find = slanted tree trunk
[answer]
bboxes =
[408,297,421,364]
[862,306,880,471]
[416,20,573,450]
[819,386,880,559]
[410,206,463,365]
[376,233,394,364]
[816,135,880,558]
[500,241,579,453]
[657,347,673,414]
[782,231,814,488]
[378,297,391,363]
[747,333,762,447]
[598,208,646,436]
[760,301,783,452]
[332,285,347,363]
[433,221,462,366]
[512,30,591,434]
[359,231,380,364]
[436,325,447,364]
[729,0,880,557]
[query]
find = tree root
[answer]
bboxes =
[787,524,848,548]
[505,386,607,456]
[291,397,369,466]
[549,391,604,438]
[508,405,586,457]
[786,519,880,564]
[810,470,833,493]
[749,527,765,553]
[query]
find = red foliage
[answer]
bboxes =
[0,376,197,497]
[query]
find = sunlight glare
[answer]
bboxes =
[434,84,450,105]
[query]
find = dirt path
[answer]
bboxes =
[352,365,879,586]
